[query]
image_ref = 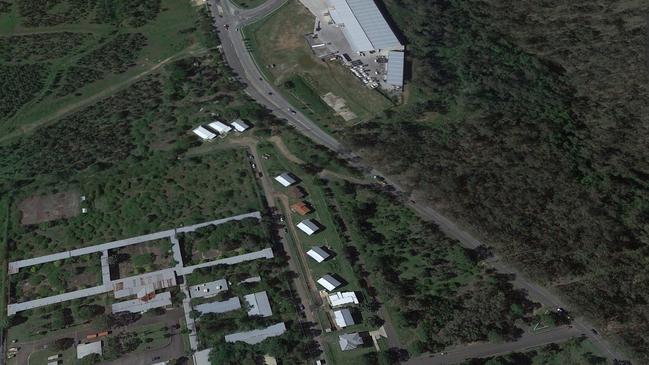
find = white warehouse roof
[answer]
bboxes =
[192,126,216,140]
[230,119,251,132]
[297,219,321,235]
[317,274,342,291]
[274,172,297,187]
[386,51,405,86]
[329,291,359,307]
[334,308,355,328]
[189,279,228,299]
[244,291,273,317]
[307,246,330,263]
[208,120,232,134]
[327,0,401,52]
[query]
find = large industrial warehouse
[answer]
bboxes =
[325,0,403,53]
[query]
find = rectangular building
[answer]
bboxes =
[307,246,330,263]
[328,291,359,307]
[225,322,287,345]
[195,297,242,314]
[208,121,232,134]
[386,51,405,87]
[189,279,228,299]
[333,308,355,328]
[230,119,251,132]
[317,274,342,291]
[192,126,216,140]
[275,172,297,187]
[297,219,321,235]
[326,0,402,53]
[244,291,273,317]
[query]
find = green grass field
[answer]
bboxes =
[243,0,393,130]
[0,0,205,138]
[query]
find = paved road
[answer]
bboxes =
[206,0,627,362]
[406,326,582,365]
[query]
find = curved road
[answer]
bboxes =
[206,0,627,363]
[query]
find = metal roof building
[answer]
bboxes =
[275,172,297,187]
[307,246,330,263]
[208,121,232,134]
[225,322,287,344]
[328,291,359,307]
[189,279,228,299]
[386,51,405,87]
[334,308,355,328]
[326,0,402,52]
[230,119,251,132]
[297,219,321,235]
[244,291,273,317]
[111,291,172,314]
[112,269,177,299]
[317,274,342,291]
[192,126,216,140]
[195,297,241,314]
[339,332,364,351]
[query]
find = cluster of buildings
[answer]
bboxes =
[192,118,251,141]
[274,171,366,352]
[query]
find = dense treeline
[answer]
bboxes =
[0,64,48,119]
[0,32,91,63]
[77,33,147,74]
[344,0,649,359]
[94,0,161,27]
[330,182,534,353]
[15,0,161,28]
[17,0,97,27]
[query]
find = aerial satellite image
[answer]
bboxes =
[0,0,647,364]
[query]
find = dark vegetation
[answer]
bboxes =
[0,32,92,63]
[0,64,49,119]
[77,33,147,74]
[341,0,649,359]
[0,1,11,14]
[94,0,161,27]
[328,181,533,353]
[179,218,270,264]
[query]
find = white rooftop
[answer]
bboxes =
[317,274,342,291]
[297,219,321,235]
[192,126,216,140]
[225,322,287,344]
[326,0,401,52]
[230,119,251,132]
[328,291,359,307]
[76,341,102,359]
[189,279,228,299]
[274,172,297,187]
[306,246,330,263]
[195,297,242,314]
[334,308,355,328]
[386,50,405,86]
[208,120,232,134]
[244,291,273,317]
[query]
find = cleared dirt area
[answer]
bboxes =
[322,92,357,121]
[18,191,81,225]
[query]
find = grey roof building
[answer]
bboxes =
[244,291,273,317]
[326,0,402,52]
[225,322,287,344]
[386,51,405,87]
[195,297,241,314]
[189,279,228,299]
[339,332,364,351]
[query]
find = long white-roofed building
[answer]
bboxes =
[386,50,405,87]
[326,0,402,53]
[328,291,359,307]
[208,121,232,135]
[274,172,297,187]
[192,126,216,140]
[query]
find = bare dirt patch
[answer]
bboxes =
[321,92,357,121]
[18,191,80,225]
